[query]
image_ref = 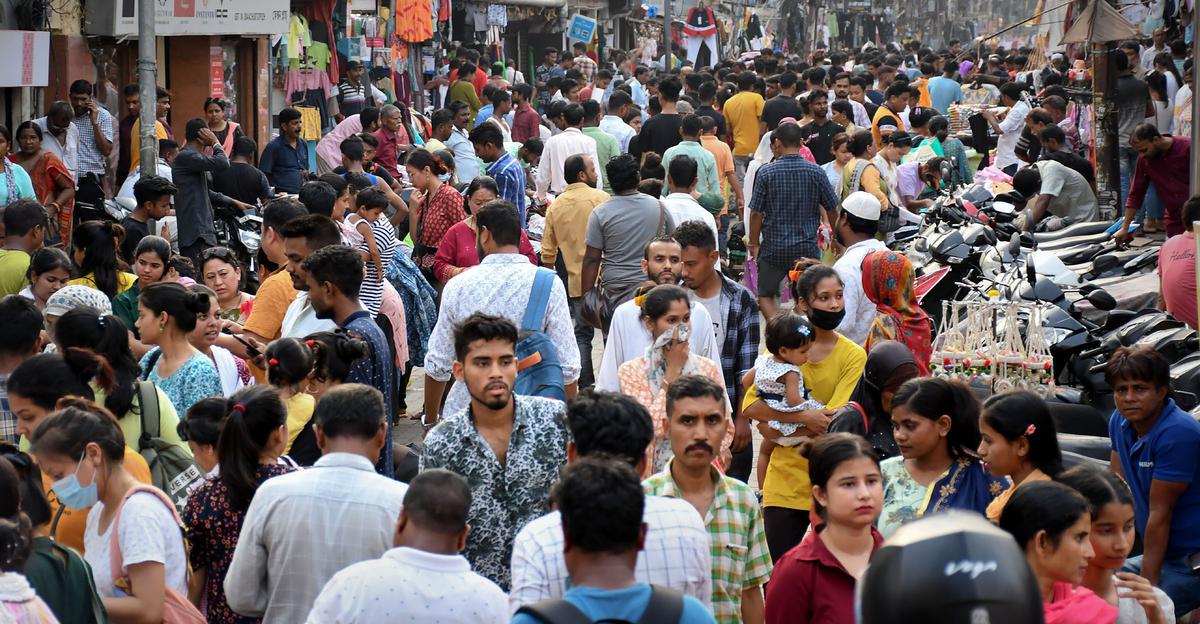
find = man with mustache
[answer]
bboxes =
[644,375,771,624]
[420,312,570,592]
[594,236,719,392]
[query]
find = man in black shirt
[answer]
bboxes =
[630,77,683,158]
[123,174,176,264]
[761,72,802,131]
[800,92,841,165]
[695,81,727,137]
[212,136,273,207]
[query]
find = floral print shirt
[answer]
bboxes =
[418,395,569,590]
[140,349,223,416]
[182,464,293,624]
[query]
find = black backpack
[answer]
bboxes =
[514,586,684,624]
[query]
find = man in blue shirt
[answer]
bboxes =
[303,245,395,477]
[469,122,527,225]
[511,457,715,624]
[1108,346,1200,614]
[928,61,964,114]
[259,107,309,194]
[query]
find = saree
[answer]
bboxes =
[880,456,1008,537]
[862,250,933,375]
[10,152,72,245]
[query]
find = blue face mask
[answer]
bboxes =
[51,452,99,509]
[438,173,452,183]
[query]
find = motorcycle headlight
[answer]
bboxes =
[238,230,261,254]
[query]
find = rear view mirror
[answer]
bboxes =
[1026,255,1038,287]
[939,159,954,182]
[1085,289,1118,311]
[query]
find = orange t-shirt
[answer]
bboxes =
[44,448,153,554]
[241,268,297,382]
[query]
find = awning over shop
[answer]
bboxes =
[85,0,290,37]
[1060,0,1138,44]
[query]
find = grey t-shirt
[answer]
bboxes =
[585,192,676,290]
[1038,160,1098,224]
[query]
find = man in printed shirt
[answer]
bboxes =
[420,313,569,591]
[645,376,771,624]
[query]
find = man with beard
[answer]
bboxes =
[279,214,342,338]
[420,312,570,591]
[830,72,871,128]
[423,200,580,426]
[302,244,396,476]
[674,221,759,483]
[830,192,886,345]
[644,376,771,624]
[594,236,719,392]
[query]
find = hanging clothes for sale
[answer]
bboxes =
[684,3,718,66]
[396,0,434,42]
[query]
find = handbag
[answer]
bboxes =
[108,485,205,624]
[580,200,666,332]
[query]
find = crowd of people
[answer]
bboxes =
[0,30,1196,624]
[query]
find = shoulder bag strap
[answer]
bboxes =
[636,585,685,624]
[108,485,189,588]
[137,381,160,453]
[514,599,595,624]
[846,401,869,432]
[849,159,870,194]
[521,268,555,332]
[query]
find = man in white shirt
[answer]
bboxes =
[116,139,177,200]
[1141,28,1168,72]
[981,82,1031,175]
[595,237,719,392]
[509,391,713,613]
[225,384,408,623]
[306,470,509,624]
[279,214,343,338]
[599,91,638,153]
[831,192,887,345]
[34,102,80,179]
[535,103,603,200]
[662,154,720,247]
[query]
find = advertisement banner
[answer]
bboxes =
[87,0,290,36]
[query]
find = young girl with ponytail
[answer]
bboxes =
[136,282,222,414]
[289,331,370,465]
[181,385,291,622]
[263,337,315,453]
[67,221,136,298]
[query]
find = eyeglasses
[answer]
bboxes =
[201,247,239,266]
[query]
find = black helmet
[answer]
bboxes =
[857,511,1044,624]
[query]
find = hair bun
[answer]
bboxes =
[335,334,369,361]
[186,291,211,315]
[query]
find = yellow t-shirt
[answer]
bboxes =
[130,120,169,174]
[242,269,298,382]
[283,392,315,452]
[67,271,138,296]
[759,334,866,510]
[723,91,766,157]
[0,249,30,296]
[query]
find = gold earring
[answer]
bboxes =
[158,321,165,332]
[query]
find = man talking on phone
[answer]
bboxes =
[69,80,115,224]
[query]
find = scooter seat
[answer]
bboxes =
[1032,220,1112,242]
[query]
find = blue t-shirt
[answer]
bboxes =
[511,585,715,624]
[927,76,963,114]
[1110,399,1200,559]
[475,104,495,129]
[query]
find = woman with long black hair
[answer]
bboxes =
[67,221,136,299]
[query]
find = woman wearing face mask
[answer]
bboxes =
[1058,465,1174,624]
[432,176,539,283]
[879,377,1006,538]
[136,283,222,415]
[826,340,921,460]
[19,247,72,312]
[29,397,191,622]
[182,385,292,622]
[765,433,884,624]
[860,250,932,375]
[186,284,251,397]
[743,263,866,561]
[7,352,156,553]
[978,391,1062,522]
[617,284,731,475]
[112,235,171,337]
[999,481,1117,624]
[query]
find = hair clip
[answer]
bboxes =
[268,357,280,367]
[787,269,801,282]
[1024,424,1036,436]
[634,294,647,307]
[231,403,246,414]
[797,324,811,336]
[305,339,316,348]
[97,316,106,328]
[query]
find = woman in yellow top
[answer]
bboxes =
[978,391,1062,523]
[743,263,866,561]
[263,337,315,453]
[840,130,890,208]
[68,221,137,299]
[8,351,154,553]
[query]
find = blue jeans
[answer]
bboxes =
[1123,553,1200,615]
[1136,182,1164,222]
[1119,147,1138,209]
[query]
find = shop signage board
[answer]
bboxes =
[568,14,598,43]
[86,0,290,36]
[0,30,48,87]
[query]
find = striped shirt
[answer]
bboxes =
[335,80,369,116]
[486,152,527,225]
[354,215,396,317]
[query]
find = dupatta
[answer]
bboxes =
[922,457,1009,516]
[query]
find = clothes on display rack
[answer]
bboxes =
[395,0,434,42]
[684,5,719,66]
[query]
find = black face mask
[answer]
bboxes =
[808,307,845,330]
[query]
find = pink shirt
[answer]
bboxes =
[316,115,363,171]
[1159,232,1197,329]
[432,219,538,283]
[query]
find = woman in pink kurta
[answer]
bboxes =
[432,176,538,283]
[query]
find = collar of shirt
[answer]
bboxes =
[313,452,378,472]
[560,127,583,136]
[453,394,529,441]
[650,459,730,519]
[488,152,516,172]
[562,182,593,193]
[843,238,884,255]
[1119,398,1182,442]
[480,252,531,266]
[666,192,701,205]
[794,526,885,572]
[340,309,373,328]
[382,546,473,573]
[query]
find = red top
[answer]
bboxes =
[1159,232,1197,330]
[432,219,539,283]
[765,526,885,624]
[413,183,468,268]
[1127,136,1190,236]
[511,104,542,144]
[374,126,409,178]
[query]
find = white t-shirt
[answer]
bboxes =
[85,491,188,598]
[695,291,724,351]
